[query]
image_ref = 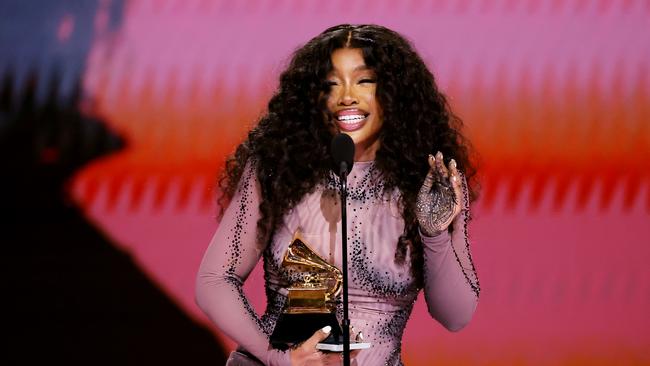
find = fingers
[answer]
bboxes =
[428,151,451,180]
[291,326,343,366]
[355,331,364,342]
[322,352,342,366]
[321,349,361,365]
[316,325,333,342]
[427,153,436,170]
[449,159,464,216]
[319,325,333,341]
[348,325,364,343]
[449,159,460,185]
[304,325,332,349]
[435,151,450,179]
[422,155,436,191]
[424,152,455,189]
[449,157,463,192]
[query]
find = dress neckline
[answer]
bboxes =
[351,160,375,170]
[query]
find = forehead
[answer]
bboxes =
[329,48,371,73]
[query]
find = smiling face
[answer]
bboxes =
[325,48,383,162]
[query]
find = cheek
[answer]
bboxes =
[325,95,337,112]
[363,90,379,110]
[368,99,381,119]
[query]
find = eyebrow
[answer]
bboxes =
[328,64,374,77]
[354,65,372,71]
[330,65,372,73]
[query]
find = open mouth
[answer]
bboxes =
[334,109,369,132]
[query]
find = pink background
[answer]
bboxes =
[6,0,648,364]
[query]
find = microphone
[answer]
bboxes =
[329,132,355,365]
[331,133,355,176]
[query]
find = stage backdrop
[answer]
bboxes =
[2,0,649,364]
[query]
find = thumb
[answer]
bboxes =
[304,325,332,348]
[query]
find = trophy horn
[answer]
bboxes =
[282,231,343,300]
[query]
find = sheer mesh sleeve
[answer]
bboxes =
[419,176,480,331]
[195,163,289,366]
[450,175,481,297]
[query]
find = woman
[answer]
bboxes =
[196,24,480,366]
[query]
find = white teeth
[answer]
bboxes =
[337,115,365,123]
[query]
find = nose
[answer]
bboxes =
[338,85,358,106]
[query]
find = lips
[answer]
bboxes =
[334,109,369,132]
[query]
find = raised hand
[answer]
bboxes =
[416,151,463,236]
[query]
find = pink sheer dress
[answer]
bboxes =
[196,161,480,365]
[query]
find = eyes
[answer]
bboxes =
[324,77,376,88]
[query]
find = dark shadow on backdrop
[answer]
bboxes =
[0,68,228,365]
[1,1,227,363]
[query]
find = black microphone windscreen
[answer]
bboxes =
[331,133,355,174]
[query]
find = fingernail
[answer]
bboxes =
[322,326,332,334]
[436,151,442,159]
[450,159,456,168]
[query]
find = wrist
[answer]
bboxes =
[419,227,451,252]
[267,348,292,366]
[419,226,445,238]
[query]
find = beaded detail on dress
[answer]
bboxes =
[452,176,481,297]
[224,168,267,334]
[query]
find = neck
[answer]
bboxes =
[354,139,380,162]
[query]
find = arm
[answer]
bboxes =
[416,152,480,331]
[195,163,290,366]
[420,175,480,331]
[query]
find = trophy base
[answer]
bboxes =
[269,312,342,350]
[316,341,372,352]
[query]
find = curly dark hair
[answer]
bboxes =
[218,24,478,279]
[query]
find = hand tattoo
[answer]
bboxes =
[416,170,458,236]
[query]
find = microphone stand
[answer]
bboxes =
[338,161,351,366]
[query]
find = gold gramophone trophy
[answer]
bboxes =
[269,231,344,350]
